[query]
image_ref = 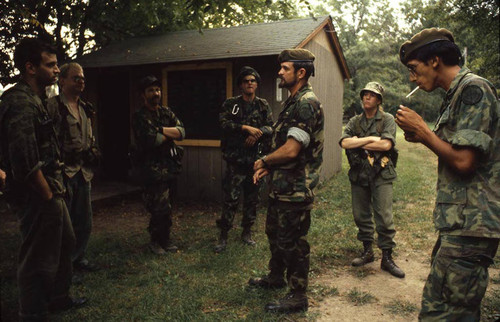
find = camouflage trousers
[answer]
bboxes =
[266,199,312,292]
[419,234,499,321]
[217,162,259,232]
[351,182,396,249]
[143,182,172,248]
[64,171,93,263]
[13,194,75,320]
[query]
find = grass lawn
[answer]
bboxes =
[1,128,499,321]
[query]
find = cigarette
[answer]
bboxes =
[405,86,419,98]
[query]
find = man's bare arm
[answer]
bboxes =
[254,137,302,170]
[29,169,53,200]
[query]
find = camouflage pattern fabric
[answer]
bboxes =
[132,105,184,245]
[143,182,172,247]
[420,68,499,320]
[431,68,499,239]
[340,108,397,187]
[263,83,323,293]
[217,163,259,231]
[132,105,185,184]
[419,235,499,321]
[218,95,272,231]
[269,83,324,203]
[219,95,273,165]
[266,199,311,292]
[0,80,74,319]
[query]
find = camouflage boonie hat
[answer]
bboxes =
[138,75,161,92]
[278,48,315,63]
[236,66,261,85]
[360,82,384,101]
[399,28,454,64]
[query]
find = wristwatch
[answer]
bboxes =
[261,155,269,168]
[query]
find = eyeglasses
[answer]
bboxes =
[72,76,85,83]
[407,62,422,77]
[243,79,257,84]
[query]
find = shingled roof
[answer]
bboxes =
[78,15,349,78]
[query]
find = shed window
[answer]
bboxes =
[165,67,229,141]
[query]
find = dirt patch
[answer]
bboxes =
[311,251,500,321]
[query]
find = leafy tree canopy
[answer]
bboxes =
[0,0,304,85]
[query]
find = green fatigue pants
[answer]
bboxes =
[266,199,312,292]
[217,162,259,232]
[64,171,92,263]
[15,195,75,321]
[351,182,396,250]
[143,182,172,248]
[419,235,499,321]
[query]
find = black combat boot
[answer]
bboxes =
[352,241,375,267]
[248,274,287,289]
[241,227,256,246]
[381,249,405,278]
[214,230,228,253]
[265,291,308,313]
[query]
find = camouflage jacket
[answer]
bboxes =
[340,109,397,187]
[433,68,499,238]
[219,95,273,166]
[269,83,324,203]
[47,93,95,181]
[132,105,185,183]
[0,80,64,199]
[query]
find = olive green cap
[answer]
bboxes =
[399,28,454,64]
[360,82,384,101]
[278,48,315,63]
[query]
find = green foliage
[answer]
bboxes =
[0,0,304,85]
[311,0,498,122]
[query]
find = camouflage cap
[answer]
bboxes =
[278,48,315,63]
[138,75,161,92]
[399,28,454,64]
[236,66,261,85]
[360,82,384,101]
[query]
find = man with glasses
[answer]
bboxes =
[48,62,100,278]
[396,28,499,320]
[339,82,405,279]
[214,66,273,253]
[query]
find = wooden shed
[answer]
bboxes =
[78,15,350,201]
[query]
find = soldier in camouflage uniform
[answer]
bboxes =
[47,62,100,274]
[132,75,185,255]
[397,28,500,321]
[249,49,324,313]
[0,38,86,321]
[214,66,273,253]
[339,82,405,279]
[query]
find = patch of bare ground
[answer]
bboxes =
[311,250,500,322]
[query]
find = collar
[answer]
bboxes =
[445,67,471,102]
[285,83,312,105]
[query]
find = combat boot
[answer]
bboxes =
[352,241,375,267]
[162,240,178,253]
[381,249,405,278]
[248,274,286,289]
[241,227,256,246]
[214,230,228,253]
[265,291,308,313]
